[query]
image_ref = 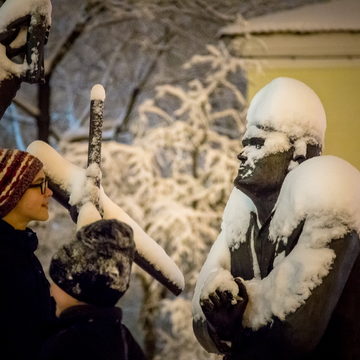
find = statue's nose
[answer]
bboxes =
[237,152,247,162]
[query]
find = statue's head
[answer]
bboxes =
[234,77,326,197]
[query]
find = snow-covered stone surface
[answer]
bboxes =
[27,140,185,293]
[192,229,232,322]
[245,77,326,145]
[201,268,240,304]
[270,155,360,241]
[243,155,360,329]
[76,201,102,230]
[0,0,52,81]
[223,187,257,249]
[238,77,326,174]
[193,155,360,329]
[192,187,258,321]
[0,42,26,79]
[0,0,52,32]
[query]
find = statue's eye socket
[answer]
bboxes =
[242,137,265,149]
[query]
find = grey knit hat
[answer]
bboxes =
[50,219,135,307]
[0,149,43,217]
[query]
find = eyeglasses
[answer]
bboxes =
[28,177,49,195]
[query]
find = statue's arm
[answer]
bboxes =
[192,231,233,354]
[278,231,359,350]
[192,188,257,354]
[240,230,359,356]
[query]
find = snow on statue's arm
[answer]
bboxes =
[192,230,233,353]
[238,156,360,354]
[192,187,257,353]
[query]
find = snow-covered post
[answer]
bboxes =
[87,86,185,295]
[86,84,105,211]
[74,84,105,229]
[88,84,104,171]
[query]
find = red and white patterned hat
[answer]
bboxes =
[0,149,43,217]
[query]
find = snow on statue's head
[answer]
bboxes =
[234,77,326,195]
[246,77,326,145]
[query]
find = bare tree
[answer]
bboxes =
[2,0,321,147]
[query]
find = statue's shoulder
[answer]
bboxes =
[222,187,257,249]
[270,156,360,243]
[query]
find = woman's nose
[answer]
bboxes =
[46,186,53,197]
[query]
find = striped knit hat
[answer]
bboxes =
[0,149,43,218]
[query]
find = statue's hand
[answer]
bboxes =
[200,277,248,340]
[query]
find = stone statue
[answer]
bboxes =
[192,77,360,359]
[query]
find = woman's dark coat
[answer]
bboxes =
[0,219,55,360]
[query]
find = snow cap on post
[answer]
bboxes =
[90,84,106,101]
[245,77,326,146]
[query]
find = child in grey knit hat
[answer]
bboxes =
[39,219,147,360]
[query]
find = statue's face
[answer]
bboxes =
[233,124,322,198]
[234,134,294,197]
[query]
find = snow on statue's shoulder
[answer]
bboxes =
[242,156,360,330]
[270,155,360,243]
[223,187,257,250]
